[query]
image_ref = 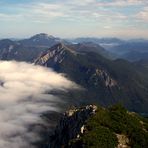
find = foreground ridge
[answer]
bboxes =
[48,105,97,148]
[48,104,148,148]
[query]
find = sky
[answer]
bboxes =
[0,0,148,38]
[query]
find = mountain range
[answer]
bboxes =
[0,33,148,114]
[0,33,61,62]
[1,33,148,62]
[34,42,148,113]
[70,37,148,62]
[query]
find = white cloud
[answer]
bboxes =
[0,2,66,23]
[0,0,132,23]
[92,11,127,20]
[31,3,65,17]
[66,0,96,6]
[104,26,111,29]
[0,13,22,21]
[136,7,148,22]
[0,0,146,23]
[0,60,78,148]
[96,0,147,7]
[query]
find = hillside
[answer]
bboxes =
[121,51,148,62]
[35,43,148,113]
[48,104,148,148]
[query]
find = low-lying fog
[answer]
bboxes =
[0,61,77,148]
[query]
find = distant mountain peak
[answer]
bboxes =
[19,33,61,47]
[30,33,55,40]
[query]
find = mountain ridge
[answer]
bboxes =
[34,43,148,113]
[48,104,148,148]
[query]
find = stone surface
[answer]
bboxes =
[48,105,97,148]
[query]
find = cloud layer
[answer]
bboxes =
[0,60,77,148]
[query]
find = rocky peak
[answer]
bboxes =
[30,33,55,40]
[34,43,76,66]
[19,33,61,47]
[48,105,97,148]
[47,104,148,148]
[116,134,130,148]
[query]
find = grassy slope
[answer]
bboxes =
[69,104,148,148]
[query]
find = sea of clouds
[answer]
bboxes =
[0,60,77,148]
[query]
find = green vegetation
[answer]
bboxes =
[82,126,117,148]
[69,104,148,148]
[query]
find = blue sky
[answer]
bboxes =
[0,0,148,38]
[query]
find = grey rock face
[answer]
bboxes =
[48,105,97,148]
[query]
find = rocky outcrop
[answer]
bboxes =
[34,43,65,65]
[116,134,130,148]
[48,105,97,148]
[46,104,148,148]
[34,43,76,66]
[92,68,117,88]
